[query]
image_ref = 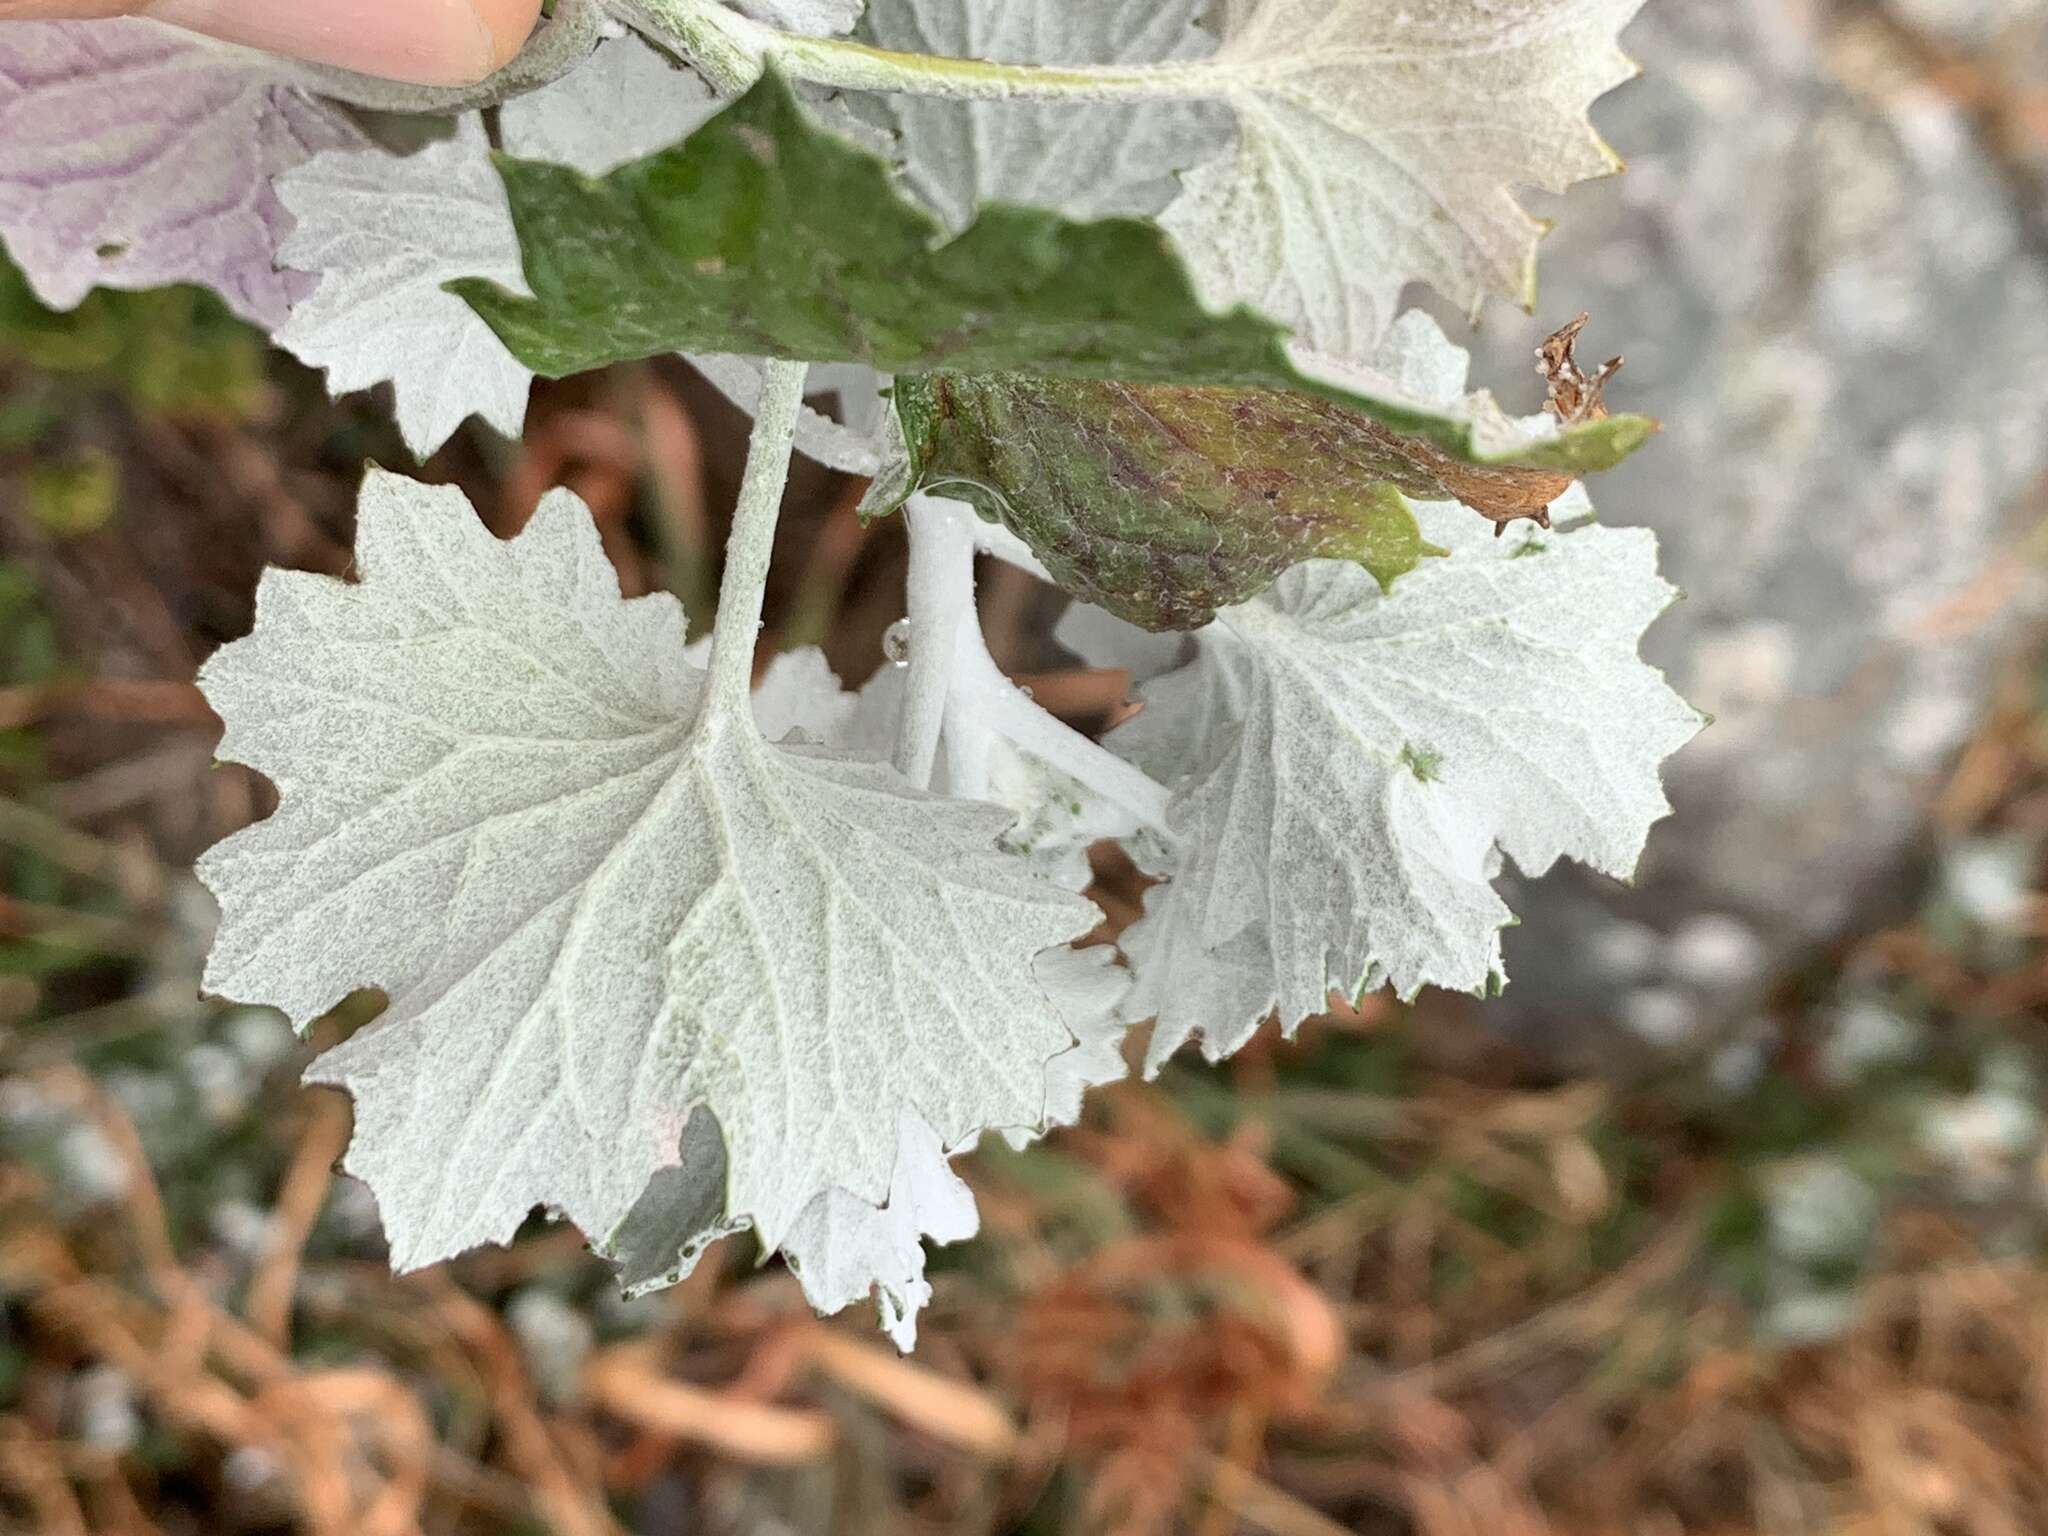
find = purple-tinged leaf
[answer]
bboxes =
[0,19,361,328]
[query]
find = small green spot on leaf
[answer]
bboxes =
[1399,743,1443,783]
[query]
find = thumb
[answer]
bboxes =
[0,0,545,86]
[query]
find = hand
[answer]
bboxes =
[0,0,544,85]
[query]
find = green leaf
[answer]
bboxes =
[452,71,1651,479]
[901,375,1442,630]
[891,312,1647,630]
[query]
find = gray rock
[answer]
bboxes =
[1455,0,2048,1060]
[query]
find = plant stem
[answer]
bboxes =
[634,0,1215,103]
[704,357,807,721]
[893,499,1174,832]
[962,642,1175,837]
[623,0,761,94]
[764,26,1215,103]
[966,516,1050,582]
[895,498,975,789]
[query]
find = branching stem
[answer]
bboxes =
[955,638,1174,837]
[899,499,1175,835]
[704,357,807,721]
[624,0,761,93]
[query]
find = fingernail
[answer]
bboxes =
[142,0,505,86]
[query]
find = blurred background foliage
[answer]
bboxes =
[7,12,2048,1536]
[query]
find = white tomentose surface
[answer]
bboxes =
[199,473,1116,1321]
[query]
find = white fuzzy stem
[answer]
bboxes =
[953,637,1175,836]
[704,358,807,721]
[766,26,1212,102]
[894,498,976,787]
[889,504,1174,832]
[966,515,1052,582]
[623,0,761,93]
[943,698,996,802]
[633,0,1213,104]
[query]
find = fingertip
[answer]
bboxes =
[470,0,543,74]
[140,0,543,86]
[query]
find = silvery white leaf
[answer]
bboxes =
[1115,502,1701,1071]
[842,0,1638,361]
[1161,0,1644,359]
[499,33,721,176]
[687,355,887,476]
[1119,883,1289,1073]
[199,470,1102,1273]
[612,0,861,50]
[274,117,532,458]
[852,661,1132,893]
[775,947,1128,1346]
[658,948,1132,1351]
[1053,603,1190,689]
[1010,943,1131,1147]
[855,0,1231,232]
[606,1110,744,1294]
[984,744,1138,894]
[609,938,1126,1347]
[681,637,860,745]
[736,0,866,36]
[607,1102,972,1351]
[0,19,360,327]
[779,1109,976,1350]
[336,614,1108,1351]
[1112,316,1693,1069]
[748,647,862,745]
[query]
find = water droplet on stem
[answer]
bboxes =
[883,617,912,667]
